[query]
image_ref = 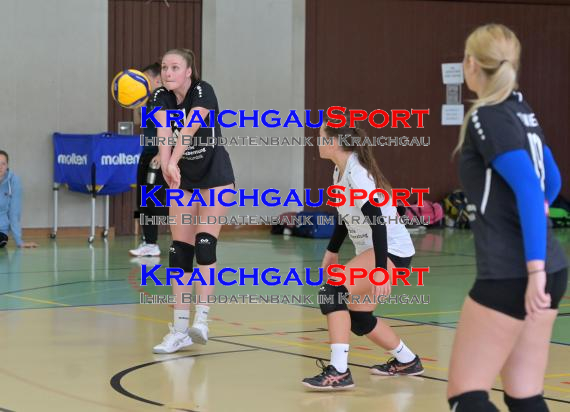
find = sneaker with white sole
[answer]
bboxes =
[302,359,355,391]
[188,321,208,345]
[129,256,161,266]
[153,323,193,354]
[370,355,424,376]
[129,242,161,257]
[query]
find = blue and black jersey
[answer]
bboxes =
[459,91,567,280]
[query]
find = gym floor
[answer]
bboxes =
[1,229,569,411]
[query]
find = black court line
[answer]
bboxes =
[378,314,570,347]
[0,254,476,277]
[0,262,474,297]
[0,301,139,312]
[0,278,130,296]
[0,266,133,275]
[2,297,568,346]
[212,324,426,339]
[110,348,258,411]
[432,321,458,325]
[210,337,570,405]
[294,304,570,347]
[213,328,327,339]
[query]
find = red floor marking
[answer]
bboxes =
[249,327,265,331]
[298,337,313,341]
[322,341,331,344]
[562,381,570,385]
[211,316,224,321]
[127,274,174,308]
[420,357,437,362]
[354,346,372,351]
[229,322,243,326]
[275,332,287,335]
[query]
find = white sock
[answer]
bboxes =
[194,305,210,325]
[390,340,416,363]
[330,343,349,373]
[173,309,190,332]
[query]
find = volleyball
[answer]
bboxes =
[111,69,151,109]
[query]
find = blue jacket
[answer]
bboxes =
[0,169,23,246]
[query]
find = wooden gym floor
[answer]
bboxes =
[0,229,569,411]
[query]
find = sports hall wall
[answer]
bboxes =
[108,0,203,235]
[0,0,108,230]
[305,0,570,205]
[4,0,568,233]
[109,0,306,235]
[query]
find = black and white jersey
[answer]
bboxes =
[149,81,234,189]
[149,81,221,139]
[333,153,415,257]
[459,91,567,280]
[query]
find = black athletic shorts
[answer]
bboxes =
[469,268,568,320]
[388,253,413,269]
[0,232,8,248]
[135,152,168,218]
[179,145,235,191]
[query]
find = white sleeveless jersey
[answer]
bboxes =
[333,153,415,257]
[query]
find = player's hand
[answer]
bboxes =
[165,162,181,189]
[151,154,161,169]
[374,276,391,297]
[321,250,339,274]
[525,270,551,320]
[161,164,172,187]
[19,241,38,248]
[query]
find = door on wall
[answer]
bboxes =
[108,0,202,235]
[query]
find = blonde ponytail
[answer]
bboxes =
[454,24,521,155]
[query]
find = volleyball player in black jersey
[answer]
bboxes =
[447,24,567,412]
[150,49,235,354]
[130,62,166,258]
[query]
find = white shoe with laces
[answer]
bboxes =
[188,321,209,345]
[129,242,161,257]
[153,323,193,354]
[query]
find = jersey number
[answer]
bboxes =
[526,132,545,191]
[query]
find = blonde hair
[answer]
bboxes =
[454,24,521,154]
[162,48,200,83]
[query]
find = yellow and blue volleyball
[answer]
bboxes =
[111,69,151,109]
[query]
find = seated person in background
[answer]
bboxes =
[0,150,38,248]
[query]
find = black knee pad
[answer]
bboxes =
[169,240,195,272]
[318,283,349,315]
[349,311,377,336]
[195,232,217,265]
[504,393,548,412]
[448,391,499,412]
[0,232,7,248]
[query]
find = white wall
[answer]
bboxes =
[202,0,306,218]
[0,0,304,231]
[0,0,108,229]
